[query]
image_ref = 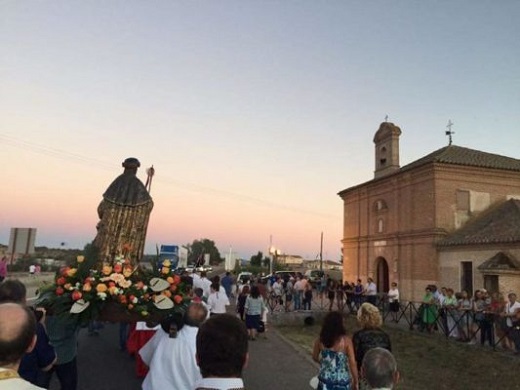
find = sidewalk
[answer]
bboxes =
[243,325,318,389]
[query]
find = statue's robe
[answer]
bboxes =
[93,170,153,265]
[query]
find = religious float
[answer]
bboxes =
[38,158,191,324]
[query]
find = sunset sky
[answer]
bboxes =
[1,2,519,261]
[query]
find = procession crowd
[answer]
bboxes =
[0,269,402,390]
[2,267,519,390]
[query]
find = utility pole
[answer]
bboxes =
[319,232,323,272]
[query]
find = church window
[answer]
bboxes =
[374,199,388,212]
[456,190,470,211]
[378,218,384,233]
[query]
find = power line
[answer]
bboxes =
[0,133,336,220]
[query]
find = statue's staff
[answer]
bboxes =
[145,165,155,193]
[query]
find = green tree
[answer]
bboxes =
[250,251,263,267]
[187,238,223,265]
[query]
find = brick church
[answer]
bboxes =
[338,122,520,300]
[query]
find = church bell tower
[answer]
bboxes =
[373,122,402,179]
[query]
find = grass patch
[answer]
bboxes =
[277,315,520,390]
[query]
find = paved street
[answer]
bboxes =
[48,314,318,390]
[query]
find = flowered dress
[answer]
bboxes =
[318,345,352,390]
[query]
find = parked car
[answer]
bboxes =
[274,270,297,283]
[237,272,253,284]
[195,265,213,272]
[305,269,325,287]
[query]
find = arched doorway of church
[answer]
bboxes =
[375,257,389,294]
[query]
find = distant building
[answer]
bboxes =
[8,228,37,262]
[338,122,520,300]
[224,250,240,271]
[305,259,342,271]
[277,254,304,267]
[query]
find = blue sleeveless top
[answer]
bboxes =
[318,348,352,390]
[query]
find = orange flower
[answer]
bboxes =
[82,283,92,292]
[161,266,169,274]
[162,290,172,298]
[76,255,85,263]
[128,304,134,310]
[66,268,77,277]
[166,276,174,284]
[64,283,72,291]
[173,295,183,304]
[108,286,118,295]
[136,281,144,290]
[96,283,108,293]
[102,265,113,276]
[123,267,133,278]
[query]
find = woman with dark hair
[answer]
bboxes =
[244,285,265,340]
[236,285,250,321]
[312,311,358,390]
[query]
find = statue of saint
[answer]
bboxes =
[93,158,154,266]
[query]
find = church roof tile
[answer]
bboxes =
[438,199,520,246]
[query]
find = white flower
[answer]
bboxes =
[143,286,148,292]
[132,297,138,304]
[97,292,107,300]
[119,279,132,289]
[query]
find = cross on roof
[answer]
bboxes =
[445,120,455,145]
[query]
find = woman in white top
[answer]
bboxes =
[502,292,520,351]
[207,282,230,315]
[387,282,400,322]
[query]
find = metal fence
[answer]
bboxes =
[272,289,519,352]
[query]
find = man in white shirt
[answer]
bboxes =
[272,278,283,298]
[140,303,208,390]
[194,314,248,390]
[207,282,230,315]
[365,277,378,306]
[0,302,45,390]
[293,277,304,310]
[199,271,212,299]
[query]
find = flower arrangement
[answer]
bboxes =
[38,250,191,324]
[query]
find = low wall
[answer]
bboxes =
[269,310,329,326]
